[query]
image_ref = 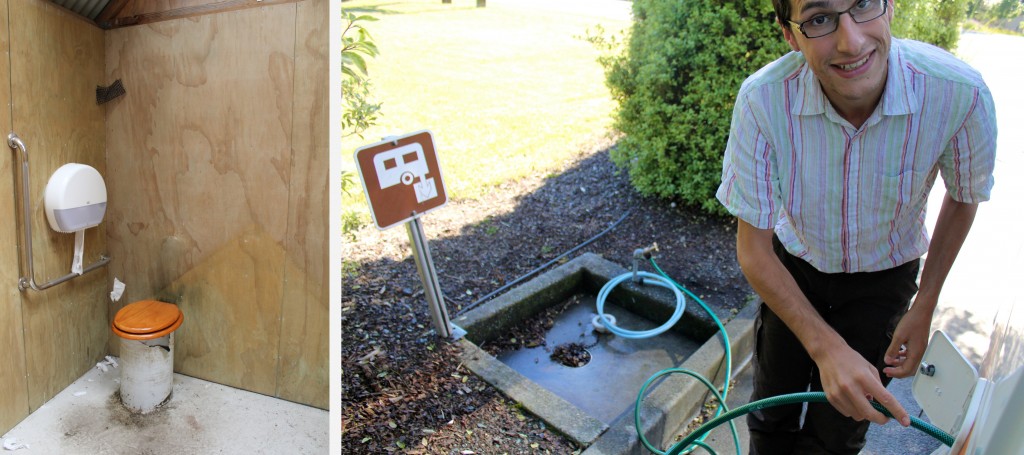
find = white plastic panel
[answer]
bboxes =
[912,330,979,436]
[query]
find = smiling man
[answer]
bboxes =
[716,0,997,452]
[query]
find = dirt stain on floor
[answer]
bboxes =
[104,391,173,429]
[55,391,177,453]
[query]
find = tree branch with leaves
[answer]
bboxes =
[342,11,382,139]
[341,10,381,240]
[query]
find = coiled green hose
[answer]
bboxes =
[635,368,740,455]
[631,259,735,455]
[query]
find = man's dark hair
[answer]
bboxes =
[772,0,790,28]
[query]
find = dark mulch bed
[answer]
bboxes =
[342,139,753,454]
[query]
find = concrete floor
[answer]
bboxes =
[0,360,327,454]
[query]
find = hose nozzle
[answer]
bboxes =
[642,243,659,259]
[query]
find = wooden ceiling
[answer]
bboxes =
[51,0,299,29]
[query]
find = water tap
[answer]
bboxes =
[632,243,659,283]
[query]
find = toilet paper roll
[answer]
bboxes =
[71,230,84,275]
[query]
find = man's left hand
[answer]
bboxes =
[882,303,934,378]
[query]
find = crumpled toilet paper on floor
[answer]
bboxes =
[95,355,119,373]
[1,437,29,451]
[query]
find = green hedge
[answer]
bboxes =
[604,0,787,216]
[892,0,969,50]
[602,0,967,216]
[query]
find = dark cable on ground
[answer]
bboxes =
[453,209,632,318]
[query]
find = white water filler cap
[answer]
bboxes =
[44,163,107,233]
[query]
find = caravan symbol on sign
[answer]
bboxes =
[354,130,448,230]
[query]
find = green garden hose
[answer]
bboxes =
[664,391,955,455]
[634,367,740,455]
[632,258,736,455]
[641,258,955,455]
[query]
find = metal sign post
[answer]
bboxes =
[405,216,453,338]
[354,130,462,339]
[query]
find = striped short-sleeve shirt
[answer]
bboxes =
[717,38,997,273]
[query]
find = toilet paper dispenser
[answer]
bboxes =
[7,132,111,291]
[45,163,107,232]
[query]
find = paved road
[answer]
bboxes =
[926,32,1024,367]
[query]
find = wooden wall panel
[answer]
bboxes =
[9,0,109,410]
[164,226,286,394]
[276,0,328,409]
[0,0,30,434]
[104,5,303,398]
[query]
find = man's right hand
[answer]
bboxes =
[815,339,911,427]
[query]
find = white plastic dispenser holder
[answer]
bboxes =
[44,163,107,275]
[44,163,107,233]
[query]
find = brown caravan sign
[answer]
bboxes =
[354,130,448,230]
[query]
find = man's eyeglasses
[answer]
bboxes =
[786,0,888,39]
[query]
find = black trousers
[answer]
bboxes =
[747,237,921,454]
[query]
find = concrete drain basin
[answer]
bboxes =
[496,294,703,425]
[456,253,756,454]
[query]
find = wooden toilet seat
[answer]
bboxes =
[112,300,183,340]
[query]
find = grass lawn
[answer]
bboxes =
[341,0,631,219]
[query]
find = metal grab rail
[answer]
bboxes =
[7,132,110,291]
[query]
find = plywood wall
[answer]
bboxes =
[8,0,110,411]
[104,0,327,408]
[277,0,329,407]
[0,0,30,434]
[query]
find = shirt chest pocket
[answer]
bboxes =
[869,170,933,217]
